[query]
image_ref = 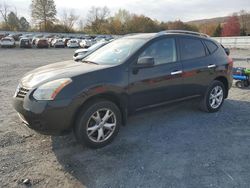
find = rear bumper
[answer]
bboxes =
[13,96,78,135]
[1,44,15,48]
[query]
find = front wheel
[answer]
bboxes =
[200,80,225,113]
[74,99,121,148]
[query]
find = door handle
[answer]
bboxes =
[208,64,216,68]
[171,70,183,75]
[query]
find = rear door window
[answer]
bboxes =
[180,38,206,61]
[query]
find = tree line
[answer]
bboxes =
[0,0,249,36]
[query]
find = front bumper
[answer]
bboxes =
[13,95,79,135]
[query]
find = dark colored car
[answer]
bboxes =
[36,39,49,48]
[13,30,233,148]
[20,38,32,48]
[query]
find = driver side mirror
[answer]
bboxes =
[136,56,155,69]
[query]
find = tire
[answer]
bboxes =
[243,80,250,87]
[200,80,226,113]
[235,81,244,88]
[74,99,121,148]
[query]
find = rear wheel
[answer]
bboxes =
[74,99,121,148]
[200,80,225,113]
[243,80,250,87]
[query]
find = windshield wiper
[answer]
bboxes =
[82,60,99,65]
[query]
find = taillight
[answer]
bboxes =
[227,57,233,68]
[227,56,233,74]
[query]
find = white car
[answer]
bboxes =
[73,41,109,61]
[79,39,95,48]
[0,37,16,48]
[52,39,65,48]
[67,39,80,48]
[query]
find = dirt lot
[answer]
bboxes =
[0,48,250,188]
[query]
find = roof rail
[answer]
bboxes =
[157,30,209,38]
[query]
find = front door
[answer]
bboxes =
[128,37,184,110]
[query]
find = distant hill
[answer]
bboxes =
[187,16,229,26]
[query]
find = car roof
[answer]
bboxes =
[123,33,156,39]
[123,31,210,41]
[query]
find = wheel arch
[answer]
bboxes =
[73,92,128,128]
[214,76,229,98]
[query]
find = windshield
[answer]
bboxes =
[84,38,146,65]
[2,39,11,42]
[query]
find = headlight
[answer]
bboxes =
[33,78,72,100]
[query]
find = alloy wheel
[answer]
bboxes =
[86,108,117,143]
[209,86,224,109]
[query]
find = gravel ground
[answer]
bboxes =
[0,48,250,188]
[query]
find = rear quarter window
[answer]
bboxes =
[204,40,218,54]
[180,38,206,61]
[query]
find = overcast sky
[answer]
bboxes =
[2,0,250,22]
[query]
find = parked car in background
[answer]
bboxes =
[0,37,16,48]
[13,31,233,148]
[73,41,109,61]
[35,38,49,48]
[8,34,22,41]
[52,39,65,48]
[63,38,70,46]
[79,39,95,48]
[48,38,54,47]
[67,39,80,48]
[32,35,43,45]
[20,34,34,42]
[20,38,32,48]
[0,33,7,40]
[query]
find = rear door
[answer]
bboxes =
[128,37,184,110]
[178,37,213,97]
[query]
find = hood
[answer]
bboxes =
[21,60,110,88]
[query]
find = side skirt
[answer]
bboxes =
[135,95,201,112]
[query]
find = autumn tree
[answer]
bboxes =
[60,10,78,33]
[238,10,250,36]
[114,9,131,24]
[213,24,222,37]
[85,6,110,34]
[126,15,161,33]
[168,20,198,32]
[0,2,10,29]
[78,19,85,32]
[31,0,57,31]
[108,9,132,34]
[7,11,19,30]
[108,18,123,34]
[19,17,30,31]
[199,23,217,36]
[222,16,240,36]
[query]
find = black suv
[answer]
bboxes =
[13,30,233,148]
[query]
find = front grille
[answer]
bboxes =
[16,86,30,99]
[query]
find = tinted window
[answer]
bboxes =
[204,40,218,54]
[180,38,206,60]
[139,38,177,65]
